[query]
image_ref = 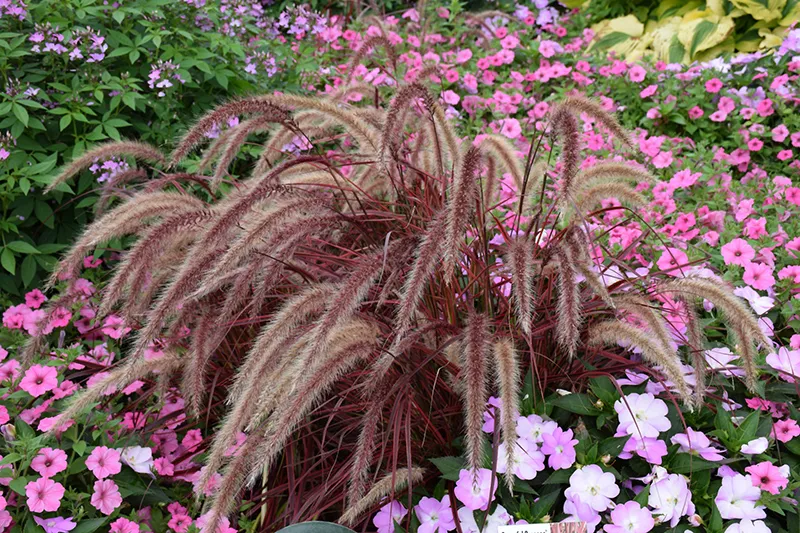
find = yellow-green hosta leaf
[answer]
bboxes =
[647,17,687,63]
[694,37,736,62]
[780,0,800,25]
[604,14,645,37]
[759,26,787,47]
[707,0,747,16]
[678,14,735,58]
[729,0,787,21]
[560,0,586,7]
[654,0,704,20]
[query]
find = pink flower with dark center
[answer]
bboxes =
[688,106,704,119]
[91,479,123,515]
[772,124,789,142]
[628,65,646,82]
[86,446,122,479]
[743,263,774,290]
[25,289,47,309]
[745,462,788,496]
[167,515,192,533]
[705,78,723,93]
[25,477,65,512]
[109,518,140,533]
[19,364,58,397]
[499,118,521,139]
[656,247,689,276]
[772,419,800,442]
[31,447,68,478]
[721,239,755,266]
[747,138,763,151]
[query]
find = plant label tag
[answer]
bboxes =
[498,524,587,533]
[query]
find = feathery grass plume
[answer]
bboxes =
[575,182,646,215]
[461,310,490,474]
[198,123,239,173]
[205,323,379,529]
[480,134,524,190]
[210,114,282,189]
[554,245,582,360]
[48,191,206,288]
[196,199,325,291]
[575,161,656,190]
[493,338,520,492]
[181,305,225,416]
[170,98,291,167]
[550,105,581,199]
[45,349,181,437]
[253,111,325,173]
[660,276,767,391]
[339,467,426,526]
[98,208,214,317]
[507,238,535,334]
[613,294,676,355]
[588,320,692,402]
[394,211,447,343]
[679,298,707,408]
[561,227,614,308]
[560,96,632,148]
[443,146,482,275]
[344,35,398,86]
[46,141,165,193]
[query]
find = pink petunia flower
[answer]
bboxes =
[31,447,68,478]
[109,518,140,533]
[25,289,47,309]
[721,239,755,267]
[745,461,788,495]
[656,248,689,276]
[91,479,123,515]
[168,515,192,533]
[772,419,800,442]
[705,78,723,93]
[743,263,775,290]
[25,477,65,512]
[19,364,58,397]
[86,446,122,479]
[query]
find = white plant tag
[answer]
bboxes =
[498,524,588,533]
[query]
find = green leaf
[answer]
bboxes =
[690,20,717,58]
[530,489,560,520]
[6,241,39,254]
[669,36,686,63]
[429,456,465,481]
[0,454,21,465]
[634,484,650,506]
[598,436,630,458]
[12,103,28,126]
[112,10,125,23]
[1,248,16,275]
[668,453,717,474]
[552,393,601,415]
[8,476,27,496]
[72,518,107,533]
[73,440,87,456]
[60,114,72,131]
[737,410,760,444]
[591,32,631,51]
[21,255,36,287]
[543,467,575,484]
[589,376,619,406]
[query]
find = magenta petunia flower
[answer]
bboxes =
[603,500,654,533]
[91,479,123,515]
[705,78,723,93]
[25,477,65,512]
[772,419,800,442]
[656,248,688,276]
[743,262,775,290]
[86,446,122,479]
[745,461,788,495]
[19,364,58,397]
[540,427,578,470]
[31,447,69,478]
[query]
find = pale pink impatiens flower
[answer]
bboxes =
[415,496,455,533]
[540,427,578,470]
[603,500,654,533]
[564,465,619,512]
[745,461,789,495]
[715,474,766,520]
[86,446,122,479]
[648,470,694,527]
[373,501,407,533]
[25,477,65,512]
[741,437,769,455]
[19,364,58,397]
[31,447,68,478]
[32,516,76,533]
[724,520,770,533]
[91,479,123,515]
[615,393,671,439]
[497,438,545,480]
[766,347,800,383]
[454,468,497,511]
[670,427,725,461]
